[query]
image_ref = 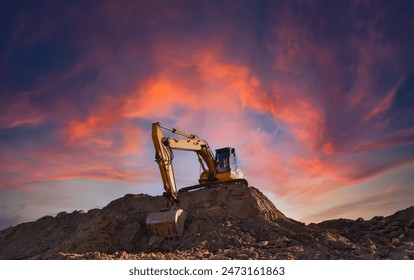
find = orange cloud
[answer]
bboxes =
[322,142,334,155]
[64,48,259,144]
[54,49,260,189]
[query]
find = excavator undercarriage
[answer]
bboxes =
[178,178,248,193]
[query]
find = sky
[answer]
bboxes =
[1,0,414,230]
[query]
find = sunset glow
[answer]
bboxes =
[1,0,413,229]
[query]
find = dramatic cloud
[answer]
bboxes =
[1,0,414,229]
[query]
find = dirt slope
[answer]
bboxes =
[0,185,413,259]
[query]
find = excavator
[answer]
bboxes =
[146,122,248,237]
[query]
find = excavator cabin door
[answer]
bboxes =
[215,147,237,174]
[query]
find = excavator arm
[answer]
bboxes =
[152,122,221,195]
[152,122,179,203]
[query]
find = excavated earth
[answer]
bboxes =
[0,184,413,260]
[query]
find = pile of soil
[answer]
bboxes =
[0,184,413,259]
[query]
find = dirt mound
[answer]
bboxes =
[0,185,413,260]
[316,206,414,259]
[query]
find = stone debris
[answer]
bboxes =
[0,185,413,260]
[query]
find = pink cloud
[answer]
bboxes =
[0,145,153,189]
[363,77,404,121]
[0,94,46,129]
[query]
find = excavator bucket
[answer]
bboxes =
[146,208,187,237]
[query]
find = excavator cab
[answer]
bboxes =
[215,147,246,181]
[215,147,234,173]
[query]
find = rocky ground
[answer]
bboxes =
[0,184,413,260]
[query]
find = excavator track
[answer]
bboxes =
[178,178,248,193]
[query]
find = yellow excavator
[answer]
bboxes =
[146,122,248,237]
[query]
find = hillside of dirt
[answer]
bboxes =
[0,184,413,260]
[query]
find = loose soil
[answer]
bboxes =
[0,185,413,259]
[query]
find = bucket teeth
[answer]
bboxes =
[146,209,187,237]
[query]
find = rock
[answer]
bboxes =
[388,229,403,239]
[407,218,414,229]
[377,247,390,258]
[231,237,243,245]
[326,235,353,250]
[148,236,165,246]
[391,238,400,246]
[274,236,291,248]
[56,212,68,218]
[255,241,269,247]
[244,233,256,243]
